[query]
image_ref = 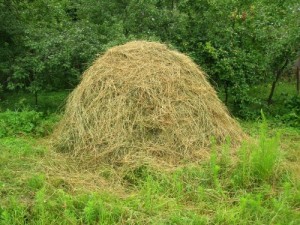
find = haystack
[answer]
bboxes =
[53,41,246,166]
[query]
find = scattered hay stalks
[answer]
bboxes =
[52,41,246,167]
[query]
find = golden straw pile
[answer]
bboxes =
[53,41,245,166]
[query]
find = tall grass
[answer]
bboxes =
[0,118,299,224]
[233,112,281,188]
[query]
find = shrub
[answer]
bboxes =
[281,95,300,127]
[0,110,59,137]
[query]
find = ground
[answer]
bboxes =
[0,89,299,224]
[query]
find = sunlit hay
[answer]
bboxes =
[52,41,246,166]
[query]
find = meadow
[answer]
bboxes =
[1,1,300,224]
[0,84,299,225]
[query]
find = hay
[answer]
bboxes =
[53,41,246,166]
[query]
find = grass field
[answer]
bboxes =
[0,89,299,224]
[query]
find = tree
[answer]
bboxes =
[1,0,299,115]
[175,0,300,116]
[255,0,300,104]
[0,0,25,94]
[2,0,108,104]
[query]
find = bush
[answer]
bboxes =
[284,95,300,113]
[281,95,300,127]
[0,110,59,137]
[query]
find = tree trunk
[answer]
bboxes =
[267,59,289,105]
[35,91,38,106]
[267,74,279,105]
[171,0,177,10]
[297,66,299,95]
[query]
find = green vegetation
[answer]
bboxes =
[0,91,66,137]
[0,93,300,224]
[1,0,299,116]
[1,0,299,224]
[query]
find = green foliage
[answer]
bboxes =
[179,0,299,117]
[284,95,300,115]
[0,110,58,137]
[0,91,69,113]
[1,0,299,118]
[280,95,300,127]
[0,110,42,137]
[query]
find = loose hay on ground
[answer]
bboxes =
[52,41,246,167]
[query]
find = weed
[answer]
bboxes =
[0,110,59,137]
[27,174,45,191]
[232,113,281,189]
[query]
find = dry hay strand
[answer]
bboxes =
[52,40,246,167]
[41,148,127,194]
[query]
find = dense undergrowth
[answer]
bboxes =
[0,88,299,224]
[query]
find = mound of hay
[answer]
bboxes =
[53,41,245,166]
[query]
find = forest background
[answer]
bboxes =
[0,0,299,121]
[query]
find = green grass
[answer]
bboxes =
[251,80,298,101]
[0,91,69,113]
[0,119,299,224]
[218,80,300,121]
[0,89,299,224]
[0,110,60,138]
